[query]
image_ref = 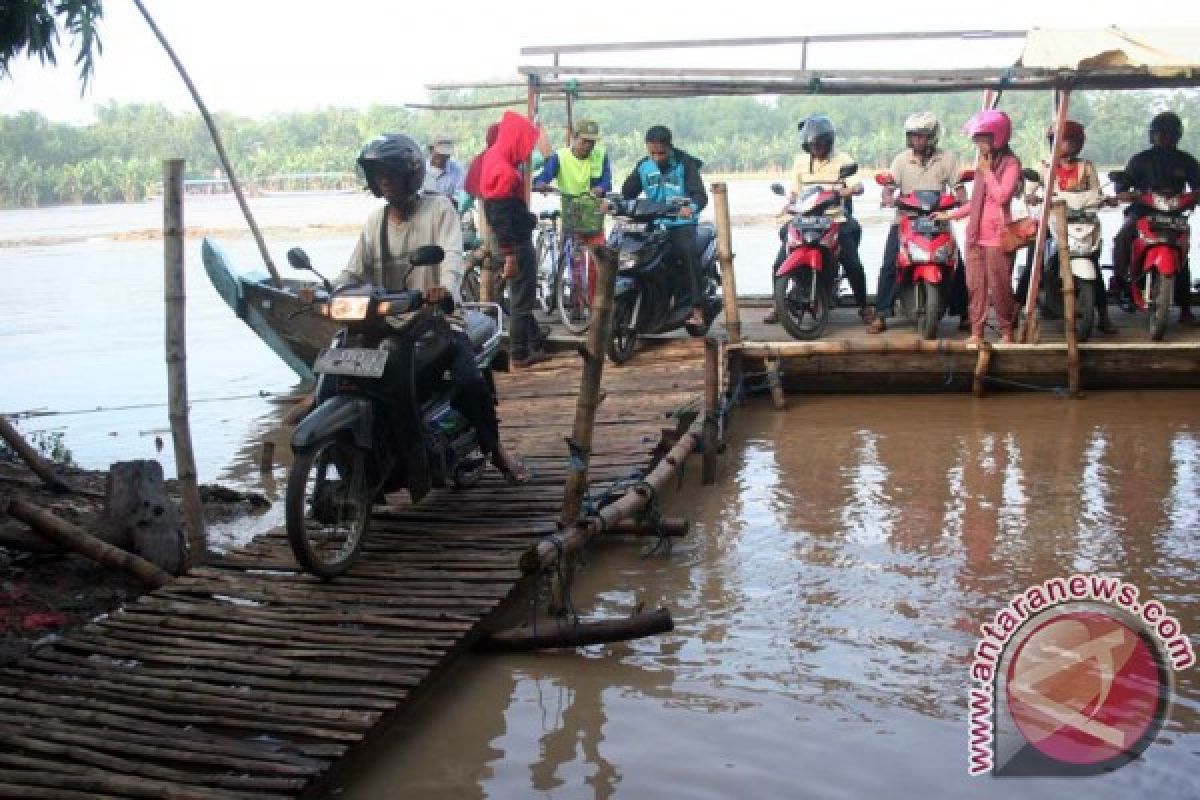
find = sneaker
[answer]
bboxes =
[511,350,550,369]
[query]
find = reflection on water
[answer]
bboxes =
[339,394,1199,800]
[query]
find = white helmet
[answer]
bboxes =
[904,112,940,148]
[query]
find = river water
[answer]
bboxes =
[2,191,1198,796]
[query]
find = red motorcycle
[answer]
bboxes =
[874,169,972,339]
[1110,170,1196,341]
[770,163,857,339]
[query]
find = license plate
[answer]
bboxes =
[797,216,832,229]
[913,218,940,234]
[1151,215,1189,231]
[314,347,388,378]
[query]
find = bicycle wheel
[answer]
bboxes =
[285,437,371,579]
[558,240,595,334]
[534,231,557,314]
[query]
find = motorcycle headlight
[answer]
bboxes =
[329,296,371,321]
[906,243,931,263]
[932,243,953,263]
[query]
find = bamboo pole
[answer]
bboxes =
[765,356,787,410]
[1019,87,1072,344]
[702,338,719,484]
[560,246,620,527]
[4,497,172,588]
[972,342,993,397]
[1053,199,1081,395]
[477,608,673,652]
[163,160,207,568]
[0,416,70,492]
[711,183,742,344]
[605,518,689,537]
[131,0,282,287]
[731,338,980,357]
[523,421,701,574]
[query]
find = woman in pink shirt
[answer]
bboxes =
[935,110,1022,344]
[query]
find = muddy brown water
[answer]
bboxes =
[332,393,1199,800]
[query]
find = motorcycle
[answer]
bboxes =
[284,245,503,579]
[1109,170,1197,341]
[606,195,722,364]
[873,168,972,340]
[770,164,857,340]
[1022,167,1106,342]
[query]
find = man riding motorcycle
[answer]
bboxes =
[620,124,709,330]
[868,112,967,334]
[1020,119,1117,334]
[767,114,869,325]
[339,133,528,484]
[1112,111,1200,323]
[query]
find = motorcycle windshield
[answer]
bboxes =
[898,190,943,213]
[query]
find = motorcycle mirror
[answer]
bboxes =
[874,172,895,187]
[411,245,445,267]
[770,182,786,196]
[287,247,313,272]
[1021,167,1042,183]
[838,164,859,180]
[1108,170,1129,185]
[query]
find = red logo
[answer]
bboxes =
[1004,609,1169,769]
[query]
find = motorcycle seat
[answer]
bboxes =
[464,309,498,352]
[695,223,716,255]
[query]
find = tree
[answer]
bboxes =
[0,0,104,89]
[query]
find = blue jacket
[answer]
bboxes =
[621,148,707,227]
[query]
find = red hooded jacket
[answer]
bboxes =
[480,112,541,200]
[463,122,500,199]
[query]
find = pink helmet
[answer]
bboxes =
[963,110,1012,149]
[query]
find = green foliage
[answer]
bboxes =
[0,89,1196,208]
[0,422,76,468]
[0,0,104,89]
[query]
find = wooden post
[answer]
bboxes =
[565,91,575,145]
[560,246,620,527]
[972,342,992,397]
[163,159,207,568]
[765,356,787,410]
[132,0,282,287]
[702,338,719,484]
[0,416,70,492]
[711,183,742,344]
[1019,87,1072,344]
[1053,202,1081,395]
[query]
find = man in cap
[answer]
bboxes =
[533,119,612,198]
[424,133,466,204]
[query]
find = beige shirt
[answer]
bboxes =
[789,151,861,221]
[339,195,464,303]
[887,148,962,222]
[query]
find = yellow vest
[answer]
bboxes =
[556,145,606,196]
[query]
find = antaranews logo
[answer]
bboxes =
[968,574,1195,776]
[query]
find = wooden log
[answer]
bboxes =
[1052,192,1081,396]
[765,356,787,410]
[477,608,673,652]
[703,337,719,484]
[259,440,275,472]
[711,183,742,343]
[3,497,172,588]
[103,460,185,574]
[0,416,70,492]
[972,342,993,398]
[732,338,979,357]
[604,518,689,537]
[281,394,314,426]
[163,159,207,568]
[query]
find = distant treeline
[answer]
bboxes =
[0,89,1196,209]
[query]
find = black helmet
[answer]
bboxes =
[1149,111,1183,141]
[799,114,835,153]
[357,133,426,201]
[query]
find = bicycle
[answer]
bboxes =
[533,186,600,334]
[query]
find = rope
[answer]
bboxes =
[982,375,1069,396]
[4,390,289,420]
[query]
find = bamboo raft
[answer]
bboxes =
[0,339,705,799]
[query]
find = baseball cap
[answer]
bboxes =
[574,120,600,141]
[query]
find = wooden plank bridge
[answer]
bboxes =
[0,340,705,799]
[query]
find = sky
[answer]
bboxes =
[2,0,1199,123]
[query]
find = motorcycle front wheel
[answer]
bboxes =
[914,281,942,340]
[1149,271,1174,341]
[774,272,830,340]
[285,436,371,580]
[1074,280,1096,342]
[607,294,638,364]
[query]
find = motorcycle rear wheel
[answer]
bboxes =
[608,294,638,364]
[286,437,371,580]
[1149,271,1173,341]
[774,272,830,340]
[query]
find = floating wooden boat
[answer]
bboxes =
[202,238,335,382]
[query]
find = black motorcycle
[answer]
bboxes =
[605,196,722,364]
[284,245,502,579]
